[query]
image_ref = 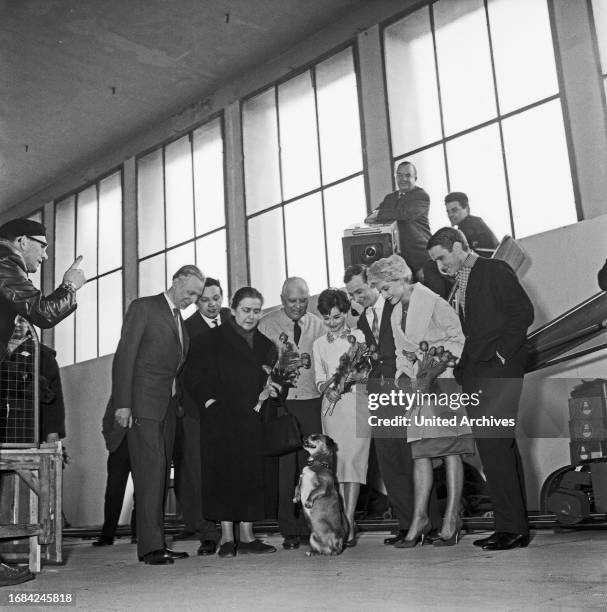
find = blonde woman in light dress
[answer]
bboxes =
[367,255,474,548]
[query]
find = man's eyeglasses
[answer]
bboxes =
[27,236,48,249]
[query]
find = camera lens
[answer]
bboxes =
[364,245,377,259]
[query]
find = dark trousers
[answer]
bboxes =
[100,436,136,541]
[277,398,322,537]
[463,360,528,534]
[374,436,441,531]
[128,401,177,557]
[174,413,219,542]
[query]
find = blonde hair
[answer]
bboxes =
[367,255,412,286]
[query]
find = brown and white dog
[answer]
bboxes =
[293,433,348,556]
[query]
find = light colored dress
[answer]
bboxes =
[312,328,371,484]
[392,283,474,459]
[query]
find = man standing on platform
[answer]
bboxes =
[445,192,498,255]
[366,161,448,298]
[428,227,533,551]
[344,263,441,546]
[112,265,205,565]
[258,277,324,550]
[0,217,85,586]
[175,277,229,554]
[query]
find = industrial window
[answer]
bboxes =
[383,0,576,240]
[242,46,366,306]
[137,116,228,309]
[591,0,607,96]
[53,171,123,366]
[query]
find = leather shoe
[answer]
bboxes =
[142,550,174,565]
[164,547,189,560]
[92,536,113,547]
[282,536,300,550]
[473,532,499,547]
[197,540,217,556]
[481,532,530,551]
[384,530,407,545]
[0,563,35,587]
[238,539,276,554]
[217,541,237,558]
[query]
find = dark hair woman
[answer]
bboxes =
[312,288,371,547]
[184,286,278,557]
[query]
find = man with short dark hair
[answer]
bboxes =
[444,192,498,255]
[112,265,205,565]
[258,277,324,550]
[428,227,533,551]
[0,217,85,586]
[175,277,229,554]
[344,263,441,546]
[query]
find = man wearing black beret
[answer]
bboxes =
[0,217,85,586]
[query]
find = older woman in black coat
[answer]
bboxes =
[184,286,278,558]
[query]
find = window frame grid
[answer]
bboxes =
[380,0,581,238]
[52,167,124,364]
[241,41,367,289]
[135,111,230,295]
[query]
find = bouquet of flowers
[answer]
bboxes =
[254,332,311,412]
[403,341,457,393]
[321,334,377,416]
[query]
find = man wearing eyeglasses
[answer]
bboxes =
[0,217,85,586]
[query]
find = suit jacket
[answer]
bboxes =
[457,258,533,378]
[184,307,231,342]
[111,293,189,422]
[101,396,127,453]
[181,307,230,419]
[374,187,431,273]
[357,299,396,389]
[458,215,498,253]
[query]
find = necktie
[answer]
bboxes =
[213,319,219,327]
[293,320,301,345]
[173,308,183,350]
[371,307,379,343]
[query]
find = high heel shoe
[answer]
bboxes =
[393,520,431,549]
[433,519,463,547]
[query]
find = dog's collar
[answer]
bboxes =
[308,458,331,470]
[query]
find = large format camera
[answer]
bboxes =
[342,222,400,268]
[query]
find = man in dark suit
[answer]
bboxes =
[428,227,534,551]
[344,264,441,546]
[92,398,136,547]
[445,192,498,256]
[112,265,205,565]
[365,161,431,279]
[175,277,229,554]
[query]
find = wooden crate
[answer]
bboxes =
[0,442,63,572]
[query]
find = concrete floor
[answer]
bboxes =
[5,530,607,611]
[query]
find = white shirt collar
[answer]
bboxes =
[200,312,221,327]
[163,291,178,313]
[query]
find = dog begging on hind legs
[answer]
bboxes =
[293,433,348,556]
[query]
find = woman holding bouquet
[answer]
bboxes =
[184,286,278,558]
[367,255,474,547]
[313,288,371,546]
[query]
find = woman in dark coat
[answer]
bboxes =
[185,286,278,557]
